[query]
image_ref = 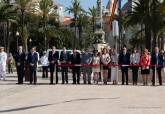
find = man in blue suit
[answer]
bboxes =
[14,46,26,84]
[69,48,81,84]
[118,47,130,85]
[48,46,59,84]
[28,47,38,84]
[151,47,164,86]
[60,47,69,84]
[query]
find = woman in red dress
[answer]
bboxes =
[140,49,151,86]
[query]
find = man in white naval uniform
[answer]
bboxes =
[0,47,7,80]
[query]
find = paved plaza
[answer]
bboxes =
[0,72,165,114]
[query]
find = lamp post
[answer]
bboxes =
[122,30,126,46]
[29,38,32,50]
[16,31,19,51]
[112,20,119,83]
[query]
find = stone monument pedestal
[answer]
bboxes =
[93,43,108,52]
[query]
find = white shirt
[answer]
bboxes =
[93,56,100,64]
[111,53,118,64]
[101,53,111,65]
[130,53,140,64]
[40,55,49,66]
[0,52,7,65]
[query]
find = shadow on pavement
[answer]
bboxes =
[0,97,120,113]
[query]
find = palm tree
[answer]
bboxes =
[77,13,89,48]
[66,0,84,48]
[150,0,164,48]
[127,0,165,50]
[0,0,17,51]
[39,0,55,50]
[15,0,32,52]
[127,0,152,50]
[88,6,96,33]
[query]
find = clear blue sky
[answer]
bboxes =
[55,0,127,16]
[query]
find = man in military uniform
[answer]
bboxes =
[0,47,7,80]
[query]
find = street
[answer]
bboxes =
[0,72,165,114]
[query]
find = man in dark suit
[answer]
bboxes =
[151,47,164,86]
[60,47,69,84]
[48,46,59,84]
[118,47,130,85]
[69,48,81,84]
[27,47,38,84]
[14,46,26,84]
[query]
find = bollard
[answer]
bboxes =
[155,65,157,86]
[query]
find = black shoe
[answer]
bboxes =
[49,83,54,85]
[88,82,91,84]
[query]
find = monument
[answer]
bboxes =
[93,0,108,52]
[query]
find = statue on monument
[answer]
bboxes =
[94,0,106,44]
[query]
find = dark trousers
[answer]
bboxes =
[72,67,80,84]
[50,65,58,84]
[50,71,54,84]
[42,66,48,78]
[61,67,68,84]
[8,64,13,73]
[132,66,139,84]
[17,66,24,84]
[121,67,128,85]
[152,67,162,85]
[56,65,58,84]
[29,66,37,84]
[108,68,111,81]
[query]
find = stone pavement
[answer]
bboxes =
[0,72,165,114]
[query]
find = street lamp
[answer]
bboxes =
[158,0,163,3]
[112,19,119,83]
[29,38,32,50]
[16,31,19,51]
[122,30,126,46]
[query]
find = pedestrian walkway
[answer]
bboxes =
[0,72,165,114]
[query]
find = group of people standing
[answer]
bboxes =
[38,46,165,86]
[119,47,164,86]
[0,45,164,86]
[15,46,39,84]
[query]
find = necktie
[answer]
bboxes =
[156,54,158,65]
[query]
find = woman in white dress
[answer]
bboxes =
[101,48,111,84]
[110,48,118,85]
[92,50,100,84]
